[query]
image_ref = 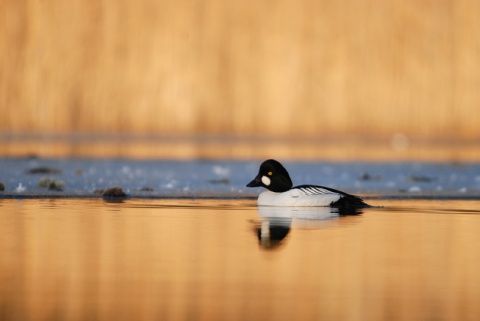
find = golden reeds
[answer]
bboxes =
[1,0,479,140]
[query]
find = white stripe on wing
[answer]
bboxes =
[295,186,338,196]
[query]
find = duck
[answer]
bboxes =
[246,159,369,207]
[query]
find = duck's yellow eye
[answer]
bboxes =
[268,171,273,176]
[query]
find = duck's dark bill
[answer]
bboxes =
[247,176,262,187]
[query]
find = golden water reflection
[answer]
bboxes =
[1,199,480,321]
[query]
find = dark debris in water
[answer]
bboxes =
[208,178,230,184]
[358,172,382,181]
[408,175,436,183]
[102,186,127,198]
[26,167,63,174]
[0,182,4,191]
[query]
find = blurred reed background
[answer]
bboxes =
[1,0,479,158]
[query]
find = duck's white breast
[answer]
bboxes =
[257,189,341,207]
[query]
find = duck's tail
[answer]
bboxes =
[331,193,370,209]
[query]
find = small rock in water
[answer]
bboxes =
[48,180,65,191]
[102,186,127,198]
[38,177,51,188]
[39,177,65,191]
[0,182,4,191]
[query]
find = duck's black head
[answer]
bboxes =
[246,159,293,192]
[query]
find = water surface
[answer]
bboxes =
[1,199,480,321]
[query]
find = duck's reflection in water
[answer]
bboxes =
[253,206,363,249]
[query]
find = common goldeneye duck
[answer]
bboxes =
[246,159,369,207]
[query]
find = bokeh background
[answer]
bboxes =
[1,0,479,159]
